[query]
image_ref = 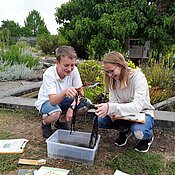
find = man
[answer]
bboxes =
[35,45,90,138]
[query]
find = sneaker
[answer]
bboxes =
[41,123,53,139]
[54,120,69,130]
[115,130,132,146]
[134,137,154,153]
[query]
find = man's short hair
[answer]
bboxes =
[55,45,77,61]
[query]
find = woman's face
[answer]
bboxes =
[103,63,122,80]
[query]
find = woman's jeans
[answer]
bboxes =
[98,114,154,140]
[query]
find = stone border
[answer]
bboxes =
[0,81,175,130]
[0,81,41,110]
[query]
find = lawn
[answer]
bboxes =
[0,108,175,175]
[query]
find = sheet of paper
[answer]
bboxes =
[114,170,129,175]
[35,166,70,175]
[0,139,28,153]
[87,110,146,123]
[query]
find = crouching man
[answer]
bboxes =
[35,45,90,138]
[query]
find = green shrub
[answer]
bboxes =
[141,58,175,104]
[0,61,35,81]
[149,87,173,104]
[78,60,105,101]
[78,60,104,85]
[15,39,31,52]
[0,45,39,68]
[142,60,173,89]
[0,28,10,51]
[36,34,69,55]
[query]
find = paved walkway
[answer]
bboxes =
[0,81,175,130]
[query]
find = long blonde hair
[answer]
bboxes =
[103,51,133,91]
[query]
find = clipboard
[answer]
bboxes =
[88,109,146,124]
[0,138,28,154]
[112,113,146,123]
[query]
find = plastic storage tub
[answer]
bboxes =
[46,129,101,166]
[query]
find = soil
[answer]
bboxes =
[0,74,175,174]
[0,110,175,175]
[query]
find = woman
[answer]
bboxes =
[95,51,155,152]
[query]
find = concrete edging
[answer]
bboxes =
[0,81,175,130]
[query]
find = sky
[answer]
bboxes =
[0,0,70,34]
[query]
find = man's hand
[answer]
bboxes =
[75,87,84,97]
[63,87,78,98]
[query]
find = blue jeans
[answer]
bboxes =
[40,97,91,115]
[98,114,154,140]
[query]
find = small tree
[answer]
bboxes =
[36,34,69,55]
[1,20,21,37]
[0,28,10,51]
[55,0,175,59]
[24,10,50,36]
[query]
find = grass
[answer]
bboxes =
[0,130,11,139]
[0,108,175,175]
[167,161,175,175]
[0,154,21,173]
[0,130,21,173]
[106,150,164,175]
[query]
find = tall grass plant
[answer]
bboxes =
[141,54,175,104]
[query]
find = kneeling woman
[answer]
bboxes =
[95,51,154,152]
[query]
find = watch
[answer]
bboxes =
[70,104,76,110]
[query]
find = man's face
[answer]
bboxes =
[56,56,76,78]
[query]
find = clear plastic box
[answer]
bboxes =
[46,129,101,166]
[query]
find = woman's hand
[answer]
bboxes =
[65,108,73,121]
[95,103,109,118]
[109,114,121,121]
